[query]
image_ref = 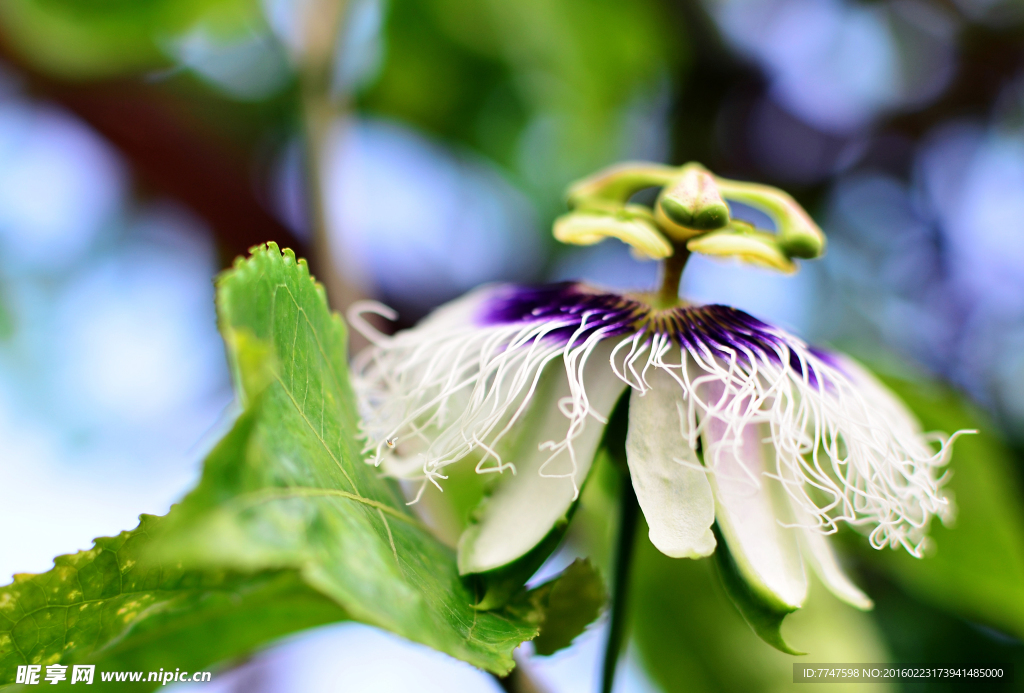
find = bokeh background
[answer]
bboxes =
[1,0,1023,691]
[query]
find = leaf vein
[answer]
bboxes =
[223,486,422,529]
[276,374,361,496]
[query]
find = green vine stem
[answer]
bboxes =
[601,465,640,693]
[297,0,370,347]
[598,392,640,693]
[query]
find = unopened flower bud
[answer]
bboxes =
[655,164,731,239]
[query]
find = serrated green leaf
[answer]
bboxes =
[859,375,1024,640]
[0,513,345,691]
[498,559,606,658]
[151,243,542,674]
[710,524,804,655]
[529,559,606,656]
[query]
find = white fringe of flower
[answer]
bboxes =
[349,286,968,556]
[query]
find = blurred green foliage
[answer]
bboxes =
[631,523,894,693]
[0,285,13,341]
[0,0,266,78]
[0,0,681,211]
[0,0,684,270]
[864,575,1024,693]
[360,0,682,214]
[857,376,1024,641]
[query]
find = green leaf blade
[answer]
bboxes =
[529,559,606,657]
[0,514,345,691]
[156,243,542,674]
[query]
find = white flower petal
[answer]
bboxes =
[793,504,873,610]
[704,408,807,611]
[625,369,716,559]
[457,350,627,574]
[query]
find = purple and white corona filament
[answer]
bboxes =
[350,162,967,615]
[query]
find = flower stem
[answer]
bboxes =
[601,461,640,693]
[655,245,690,308]
[297,0,368,324]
